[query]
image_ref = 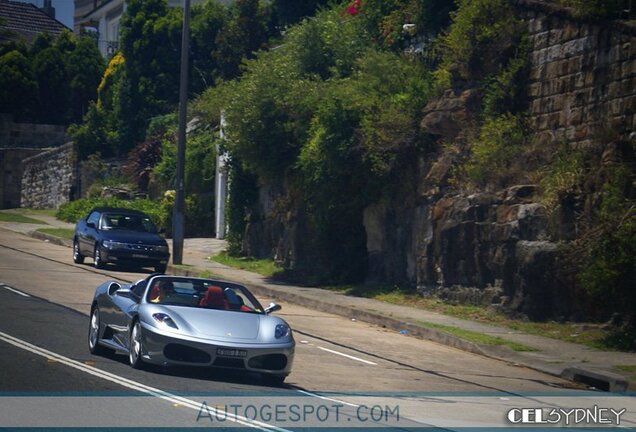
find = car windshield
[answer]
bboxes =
[100,213,157,233]
[145,276,263,313]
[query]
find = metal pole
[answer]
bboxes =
[172,0,190,265]
[215,112,227,239]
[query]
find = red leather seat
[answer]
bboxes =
[199,286,228,310]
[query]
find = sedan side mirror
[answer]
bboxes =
[86,222,96,229]
[264,302,282,314]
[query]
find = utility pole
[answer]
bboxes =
[214,112,227,239]
[172,0,190,265]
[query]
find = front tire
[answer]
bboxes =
[129,320,145,369]
[154,263,167,273]
[93,245,105,269]
[88,307,107,355]
[73,239,84,264]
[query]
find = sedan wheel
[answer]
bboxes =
[73,239,84,264]
[129,321,145,369]
[88,307,106,355]
[93,245,105,269]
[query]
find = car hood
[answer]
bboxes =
[99,230,166,245]
[159,306,261,341]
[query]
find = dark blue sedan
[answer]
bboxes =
[73,207,170,273]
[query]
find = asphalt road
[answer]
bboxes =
[1,228,633,430]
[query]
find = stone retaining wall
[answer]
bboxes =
[20,143,78,209]
[520,0,636,147]
[0,148,46,208]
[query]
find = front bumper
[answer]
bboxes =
[101,248,169,267]
[139,322,295,377]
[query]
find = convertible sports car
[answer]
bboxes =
[88,274,295,383]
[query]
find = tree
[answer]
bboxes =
[190,1,227,93]
[270,0,329,29]
[66,35,106,122]
[0,50,38,120]
[213,0,269,80]
[32,46,69,123]
[118,0,182,151]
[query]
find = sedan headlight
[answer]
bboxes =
[152,313,178,330]
[155,245,169,253]
[275,324,290,339]
[102,240,127,249]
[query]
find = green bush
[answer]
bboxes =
[579,165,636,337]
[56,197,166,230]
[439,0,523,80]
[465,114,527,188]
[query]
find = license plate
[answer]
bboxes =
[216,348,247,358]
[132,254,148,258]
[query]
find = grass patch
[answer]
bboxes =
[324,284,617,351]
[36,228,74,240]
[416,321,537,352]
[199,270,222,279]
[0,212,47,224]
[211,252,282,278]
[10,208,57,218]
[615,365,636,381]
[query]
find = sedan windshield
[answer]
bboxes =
[100,213,157,233]
[146,277,263,313]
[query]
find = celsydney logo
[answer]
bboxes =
[507,406,626,426]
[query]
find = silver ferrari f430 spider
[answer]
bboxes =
[88,274,295,384]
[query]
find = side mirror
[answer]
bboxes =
[264,302,282,314]
[108,282,121,296]
[114,288,137,301]
[86,222,96,229]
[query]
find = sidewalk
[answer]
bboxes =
[1,209,635,392]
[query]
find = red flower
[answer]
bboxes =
[345,0,361,16]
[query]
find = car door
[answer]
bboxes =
[101,285,140,350]
[79,211,101,255]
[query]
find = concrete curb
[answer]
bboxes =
[29,230,72,248]
[16,229,635,393]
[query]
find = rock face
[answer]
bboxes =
[241,2,635,320]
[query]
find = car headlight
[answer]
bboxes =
[102,240,126,249]
[152,313,178,330]
[156,245,169,253]
[275,324,290,339]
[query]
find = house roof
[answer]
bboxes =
[0,0,69,43]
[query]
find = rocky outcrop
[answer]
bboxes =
[241,2,635,321]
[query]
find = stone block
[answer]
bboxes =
[568,55,583,73]
[626,95,636,114]
[531,48,548,67]
[528,82,542,98]
[621,59,636,78]
[532,31,550,50]
[609,98,623,116]
[562,23,579,41]
[531,99,543,116]
[548,112,562,129]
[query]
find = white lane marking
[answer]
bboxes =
[295,389,360,408]
[0,285,30,297]
[317,346,377,365]
[0,330,290,432]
